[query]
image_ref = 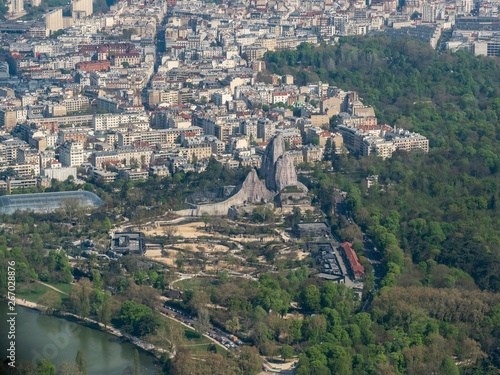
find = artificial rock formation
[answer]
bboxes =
[274,154,297,192]
[241,168,275,203]
[177,169,275,216]
[260,133,307,192]
[261,133,286,191]
[177,133,309,217]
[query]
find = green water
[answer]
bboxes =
[0,302,158,374]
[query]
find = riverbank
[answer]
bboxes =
[11,298,170,359]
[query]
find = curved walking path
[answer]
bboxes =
[35,281,69,296]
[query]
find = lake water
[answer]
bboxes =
[0,302,158,374]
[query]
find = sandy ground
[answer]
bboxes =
[143,222,211,239]
[171,243,229,253]
[145,243,229,268]
[145,248,177,267]
[295,250,309,260]
[144,221,285,247]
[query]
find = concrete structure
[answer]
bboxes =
[71,0,92,17]
[8,0,24,16]
[308,242,346,284]
[41,166,77,181]
[60,141,84,167]
[45,9,63,33]
[178,169,275,216]
[110,232,146,256]
[294,222,331,238]
[0,109,17,130]
[91,146,153,168]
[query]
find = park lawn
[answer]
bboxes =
[43,282,73,295]
[17,283,54,303]
[17,282,71,303]
[175,277,213,292]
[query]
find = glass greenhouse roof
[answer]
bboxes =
[0,191,103,214]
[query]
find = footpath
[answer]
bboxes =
[35,281,69,295]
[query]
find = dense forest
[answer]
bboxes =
[265,36,500,292]
[265,36,500,372]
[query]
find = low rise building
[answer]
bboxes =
[124,169,149,181]
[340,242,365,280]
[110,232,145,256]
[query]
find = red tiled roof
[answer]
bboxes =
[341,242,365,277]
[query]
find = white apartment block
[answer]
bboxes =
[62,96,90,113]
[59,141,84,167]
[92,112,149,131]
[212,91,233,106]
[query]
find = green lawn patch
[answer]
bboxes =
[175,277,214,292]
[43,282,73,295]
[17,282,72,303]
[17,283,70,303]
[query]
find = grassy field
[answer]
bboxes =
[44,282,73,295]
[174,277,215,292]
[17,282,72,303]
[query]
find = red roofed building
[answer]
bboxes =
[340,242,365,280]
[76,60,111,72]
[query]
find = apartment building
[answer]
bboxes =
[91,146,153,168]
[337,125,428,159]
[58,129,88,145]
[17,148,40,166]
[0,109,17,130]
[111,53,141,67]
[302,144,325,163]
[92,112,149,131]
[0,139,29,164]
[61,96,90,113]
[117,127,203,147]
[59,141,84,167]
[181,143,212,161]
